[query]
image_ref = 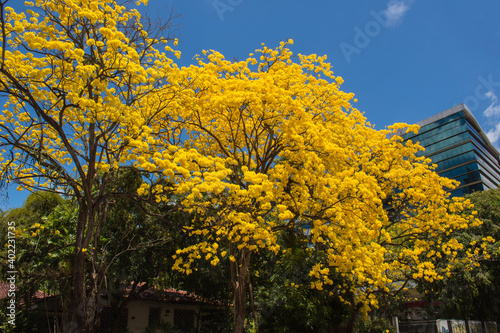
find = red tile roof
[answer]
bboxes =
[1,281,224,306]
[122,282,225,305]
[0,281,51,304]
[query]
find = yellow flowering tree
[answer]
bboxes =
[142,42,478,331]
[0,0,182,330]
[0,1,480,331]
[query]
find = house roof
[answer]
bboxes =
[122,282,224,306]
[1,280,224,306]
[0,281,52,303]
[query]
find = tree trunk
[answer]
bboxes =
[344,303,362,333]
[84,280,99,332]
[71,201,101,333]
[232,247,252,333]
[72,206,88,332]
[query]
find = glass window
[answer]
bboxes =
[405,111,465,140]
[438,162,478,179]
[429,145,476,171]
[422,132,471,156]
[417,120,467,148]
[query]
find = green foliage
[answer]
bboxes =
[0,306,52,333]
[0,173,233,332]
[255,231,351,333]
[0,191,63,248]
[198,308,233,333]
[98,169,171,286]
[0,192,74,303]
[353,317,396,333]
[419,188,500,320]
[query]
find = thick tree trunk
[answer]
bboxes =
[84,282,100,332]
[71,201,101,333]
[71,255,87,331]
[231,247,252,333]
[72,206,88,332]
[233,281,246,333]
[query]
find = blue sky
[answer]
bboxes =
[2,0,500,209]
[160,0,500,132]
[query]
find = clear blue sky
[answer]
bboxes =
[3,0,500,209]
[161,0,500,131]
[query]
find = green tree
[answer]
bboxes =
[254,230,351,333]
[420,188,500,320]
[0,171,181,333]
[0,192,75,332]
[0,192,69,291]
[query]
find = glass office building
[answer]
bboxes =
[403,104,500,197]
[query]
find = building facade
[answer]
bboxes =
[403,104,500,197]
